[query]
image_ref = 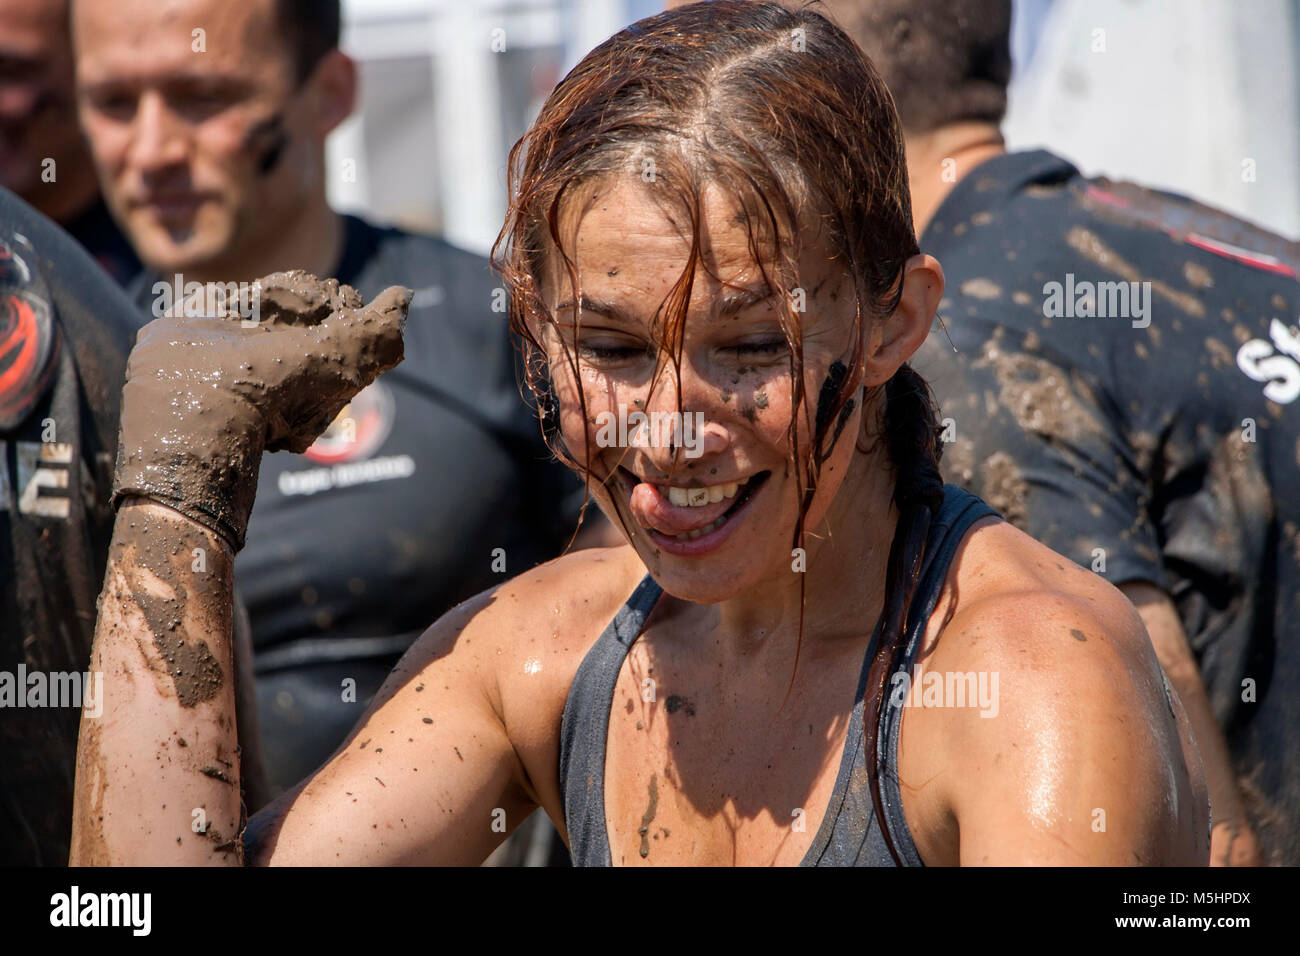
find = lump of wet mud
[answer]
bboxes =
[253,271,364,327]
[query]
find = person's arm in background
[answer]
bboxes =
[1120,581,1261,866]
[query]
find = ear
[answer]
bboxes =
[305,49,357,140]
[862,253,944,386]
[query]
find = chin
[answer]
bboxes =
[131,206,227,271]
[135,231,227,278]
[633,512,794,606]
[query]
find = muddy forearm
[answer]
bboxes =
[70,498,245,865]
[1123,584,1259,864]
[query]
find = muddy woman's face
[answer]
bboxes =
[538,177,869,604]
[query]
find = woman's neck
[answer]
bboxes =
[704,439,899,659]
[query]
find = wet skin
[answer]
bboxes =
[74,177,1209,866]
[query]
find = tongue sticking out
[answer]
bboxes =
[629,480,736,537]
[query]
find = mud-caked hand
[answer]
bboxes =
[111,270,410,551]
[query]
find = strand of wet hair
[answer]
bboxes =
[864,363,945,865]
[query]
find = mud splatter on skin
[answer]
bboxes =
[1070,629,1088,642]
[752,387,769,409]
[638,774,659,859]
[201,766,235,785]
[813,360,856,461]
[115,515,231,708]
[815,361,848,434]
[664,694,696,716]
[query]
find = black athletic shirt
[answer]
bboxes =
[0,186,137,864]
[130,216,583,788]
[62,196,140,288]
[914,149,1300,864]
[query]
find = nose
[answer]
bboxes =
[127,90,189,177]
[634,358,730,475]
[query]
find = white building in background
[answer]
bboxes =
[329,0,1300,252]
[1006,0,1300,240]
[329,0,658,257]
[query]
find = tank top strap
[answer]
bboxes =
[874,484,1001,865]
[557,573,663,865]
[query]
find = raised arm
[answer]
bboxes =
[70,274,410,865]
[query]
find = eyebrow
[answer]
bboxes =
[554,285,775,322]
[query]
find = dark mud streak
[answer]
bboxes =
[1070,628,1088,642]
[200,766,235,786]
[120,523,227,709]
[815,361,848,436]
[638,773,659,859]
[664,694,695,716]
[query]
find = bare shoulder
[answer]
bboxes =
[900,518,1209,864]
[936,517,1156,671]
[433,544,650,810]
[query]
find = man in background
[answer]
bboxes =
[827,0,1299,864]
[0,0,138,284]
[72,0,587,835]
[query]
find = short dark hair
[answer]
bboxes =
[274,0,341,84]
[814,0,1012,135]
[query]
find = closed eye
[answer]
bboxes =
[725,340,788,356]
[577,343,653,361]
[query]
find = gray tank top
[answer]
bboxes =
[558,484,999,866]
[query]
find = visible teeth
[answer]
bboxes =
[664,478,745,509]
[673,515,728,540]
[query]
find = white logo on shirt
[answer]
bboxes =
[1237,318,1300,404]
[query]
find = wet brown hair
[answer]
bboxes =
[491,0,944,865]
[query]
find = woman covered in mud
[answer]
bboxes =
[71,1,1208,866]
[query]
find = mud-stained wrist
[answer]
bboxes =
[114,495,239,557]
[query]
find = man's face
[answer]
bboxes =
[73,0,314,274]
[0,0,83,199]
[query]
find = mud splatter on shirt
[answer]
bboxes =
[915,150,1300,864]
